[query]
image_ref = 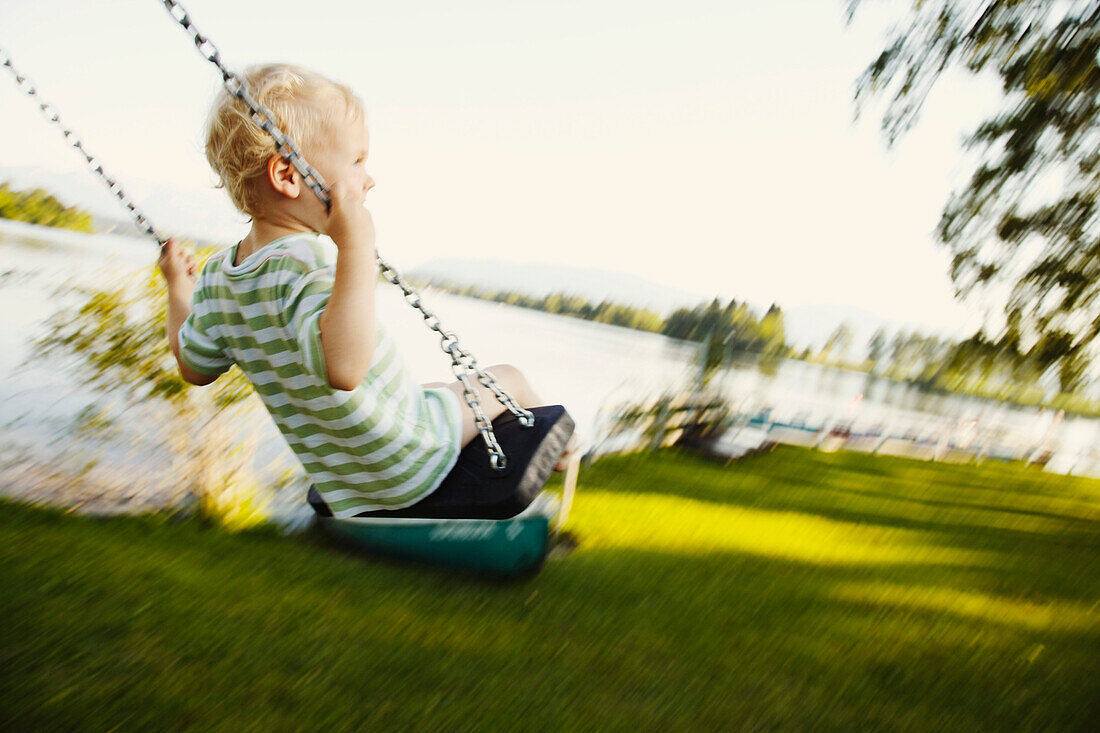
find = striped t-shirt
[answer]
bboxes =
[177,233,463,518]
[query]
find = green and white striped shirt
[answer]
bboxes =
[178,233,463,518]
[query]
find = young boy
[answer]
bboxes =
[158,64,571,519]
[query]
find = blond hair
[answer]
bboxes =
[204,64,363,217]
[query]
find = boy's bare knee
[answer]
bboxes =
[486,363,521,382]
[486,364,527,393]
[486,363,539,406]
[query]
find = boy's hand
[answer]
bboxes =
[322,181,376,253]
[158,239,197,285]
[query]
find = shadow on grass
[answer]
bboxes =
[818,480,1098,527]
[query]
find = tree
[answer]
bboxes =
[822,322,854,363]
[0,182,94,233]
[850,1,1100,389]
[866,327,889,368]
[29,255,283,527]
[758,304,788,355]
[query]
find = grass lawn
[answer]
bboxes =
[1,446,1098,731]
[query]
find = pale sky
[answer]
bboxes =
[0,0,1003,334]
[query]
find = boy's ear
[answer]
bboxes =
[266,153,301,199]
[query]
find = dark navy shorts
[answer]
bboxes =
[308,405,573,520]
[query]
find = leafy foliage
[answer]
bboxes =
[662,300,788,356]
[822,323,855,362]
[850,0,1100,388]
[422,280,792,367]
[860,326,1100,413]
[0,182,94,232]
[31,254,274,528]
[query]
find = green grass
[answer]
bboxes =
[2,446,1098,731]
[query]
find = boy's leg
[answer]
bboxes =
[351,365,577,518]
[441,364,540,448]
[439,363,577,470]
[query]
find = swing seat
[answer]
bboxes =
[307,405,575,576]
[312,491,560,576]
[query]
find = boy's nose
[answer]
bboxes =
[364,174,375,193]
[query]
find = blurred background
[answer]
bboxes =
[3,3,1099,730]
[2,0,1099,524]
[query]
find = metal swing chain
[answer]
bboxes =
[158,0,534,468]
[376,258,536,425]
[0,49,168,247]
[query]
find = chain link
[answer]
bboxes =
[159,0,534,468]
[0,48,167,247]
[376,254,536,469]
[161,0,332,209]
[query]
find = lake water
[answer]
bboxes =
[3,219,1099,522]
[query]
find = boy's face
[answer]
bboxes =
[310,113,373,204]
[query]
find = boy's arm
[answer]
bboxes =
[159,240,218,387]
[317,182,378,391]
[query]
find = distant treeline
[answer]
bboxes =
[813,323,1100,415]
[418,279,789,355]
[870,328,1098,409]
[664,299,787,357]
[419,279,665,332]
[0,183,94,233]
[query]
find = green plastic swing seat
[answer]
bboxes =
[314,492,560,577]
[307,405,577,576]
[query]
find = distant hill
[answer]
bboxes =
[409,257,704,315]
